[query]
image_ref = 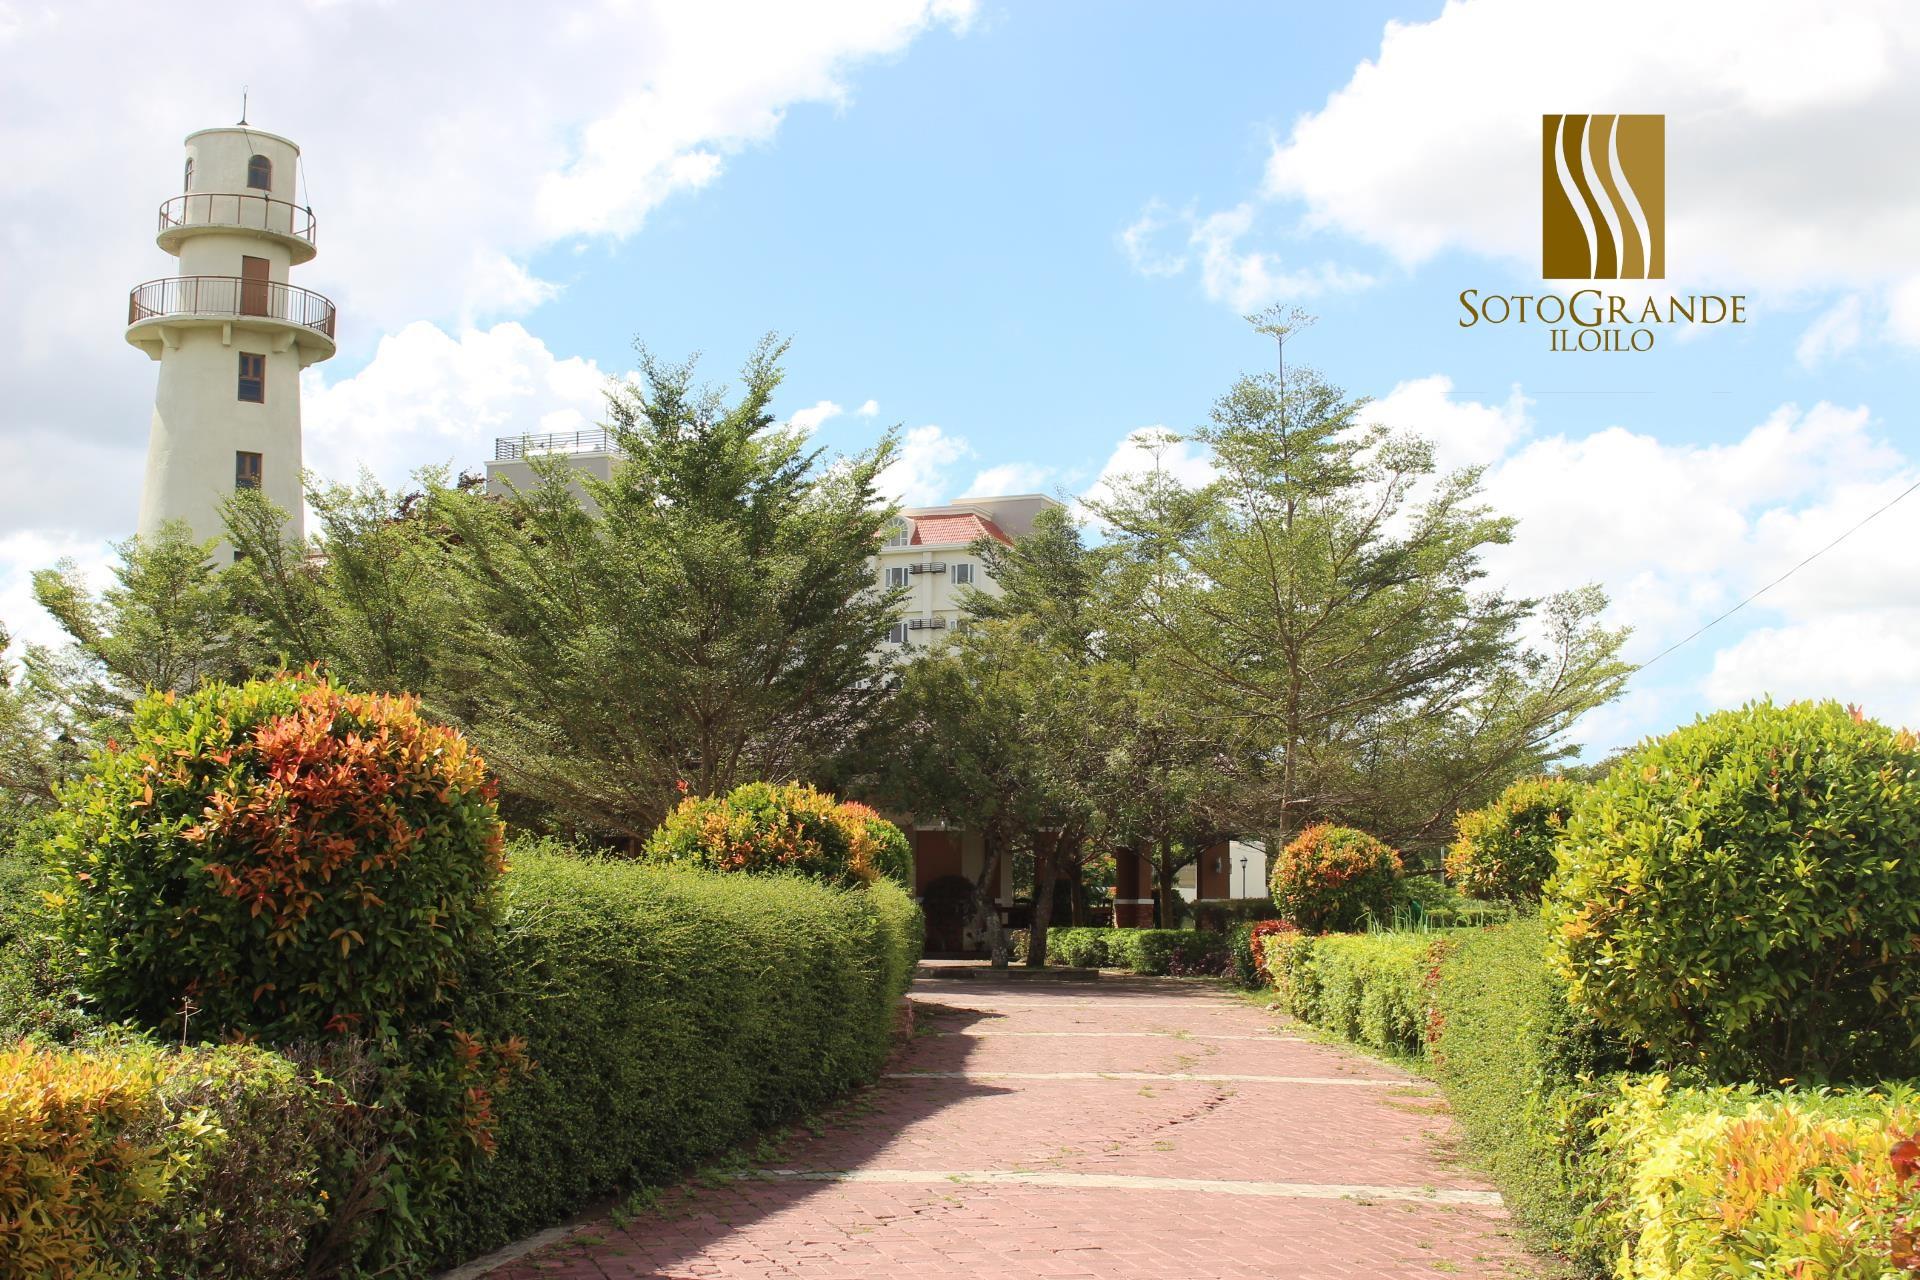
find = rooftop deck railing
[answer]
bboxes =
[493,428,619,460]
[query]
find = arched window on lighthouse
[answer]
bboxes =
[247,154,272,191]
[183,157,193,191]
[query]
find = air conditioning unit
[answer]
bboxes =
[908,562,948,574]
[907,616,949,630]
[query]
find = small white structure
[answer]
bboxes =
[129,123,336,550]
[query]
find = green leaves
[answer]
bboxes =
[1546,699,1920,1083]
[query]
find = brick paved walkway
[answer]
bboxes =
[483,974,1550,1279]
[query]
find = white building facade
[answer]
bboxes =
[129,124,336,550]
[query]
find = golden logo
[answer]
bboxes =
[1542,114,1664,280]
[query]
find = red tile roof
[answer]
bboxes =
[910,512,1012,546]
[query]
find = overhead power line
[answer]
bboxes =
[1638,474,1920,672]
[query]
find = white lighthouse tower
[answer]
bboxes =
[127,122,336,550]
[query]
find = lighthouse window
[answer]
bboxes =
[247,154,272,190]
[237,352,266,402]
[235,451,263,491]
[183,157,193,191]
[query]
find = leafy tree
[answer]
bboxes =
[1093,310,1630,850]
[416,335,904,839]
[30,523,260,722]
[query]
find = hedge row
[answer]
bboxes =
[1027,927,1229,976]
[434,846,923,1262]
[1257,921,1920,1276]
[0,846,923,1275]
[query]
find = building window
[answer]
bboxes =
[884,519,911,547]
[885,565,910,589]
[247,154,273,190]
[237,352,265,402]
[952,561,975,586]
[183,157,194,191]
[235,451,263,491]
[885,623,908,645]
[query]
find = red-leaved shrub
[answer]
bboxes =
[1269,823,1403,933]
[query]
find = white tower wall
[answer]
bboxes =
[129,125,334,551]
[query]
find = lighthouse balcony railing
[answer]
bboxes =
[157,193,317,245]
[127,276,337,339]
[494,428,620,460]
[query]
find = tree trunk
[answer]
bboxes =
[1028,832,1060,968]
[1068,861,1089,925]
[1155,837,1177,928]
[970,832,1008,968]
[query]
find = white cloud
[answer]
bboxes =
[1077,427,1218,523]
[0,531,114,654]
[1705,614,1920,728]
[787,399,844,435]
[1118,200,1375,310]
[879,425,972,506]
[1888,276,1920,349]
[303,322,609,490]
[1794,295,1865,368]
[856,399,881,417]
[1365,375,1530,473]
[0,0,974,545]
[1258,0,1920,352]
[962,462,1054,498]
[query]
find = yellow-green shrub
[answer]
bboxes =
[0,1042,170,1280]
[1592,1077,1920,1279]
[644,782,908,887]
[0,1041,329,1280]
[1445,775,1583,905]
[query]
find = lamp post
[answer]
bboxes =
[1238,855,1248,898]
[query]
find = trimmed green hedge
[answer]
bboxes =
[433,846,923,1263]
[1036,927,1229,976]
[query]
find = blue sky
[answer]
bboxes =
[2,0,1916,755]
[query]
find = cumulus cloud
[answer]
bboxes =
[962,462,1055,498]
[302,322,609,490]
[879,425,972,506]
[1365,375,1530,474]
[787,399,844,435]
[856,399,881,417]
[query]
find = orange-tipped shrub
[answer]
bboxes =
[643,782,910,887]
[1269,823,1402,933]
[47,672,505,1040]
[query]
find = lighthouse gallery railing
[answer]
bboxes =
[127,276,337,339]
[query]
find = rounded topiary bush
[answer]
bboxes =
[1546,700,1920,1083]
[1446,775,1585,905]
[1270,824,1403,933]
[644,782,904,887]
[47,673,504,1039]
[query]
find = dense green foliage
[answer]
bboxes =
[0,1040,334,1280]
[643,781,907,887]
[0,836,89,1042]
[435,847,922,1261]
[1034,926,1229,976]
[1547,700,1920,1083]
[1588,1077,1920,1279]
[1445,774,1584,904]
[1263,931,1440,1055]
[46,673,504,1040]
[1269,823,1402,932]
[1090,309,1630,847]
[1429,919,1636,1265]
